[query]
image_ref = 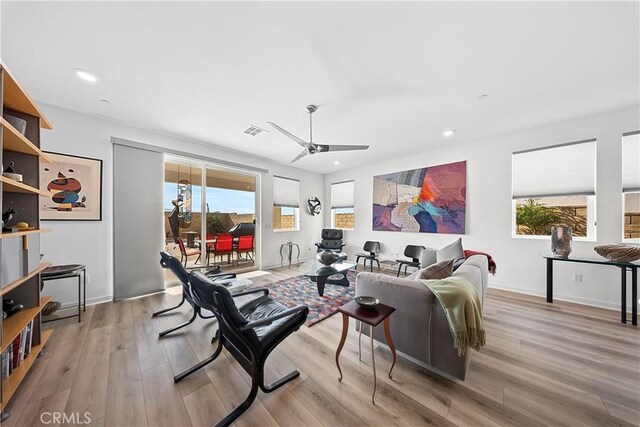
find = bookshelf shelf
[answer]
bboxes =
[0,61,52,129]
[1,263,52,296]
[0,117,52,162]
[0,176,53,197]
[0,329,52,411]
[1,296,51,352]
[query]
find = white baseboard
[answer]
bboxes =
[488,283,637,312]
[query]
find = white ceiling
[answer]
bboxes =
[2,1,639,174]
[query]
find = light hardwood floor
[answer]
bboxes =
[4,266,639,427]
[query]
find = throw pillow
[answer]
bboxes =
[418,259,454,280]
[420,248,437,268]
[437,237,464,262]
[452,257,466,271]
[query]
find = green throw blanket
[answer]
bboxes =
[420,276,485,356]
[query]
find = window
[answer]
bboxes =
[623,132,640,241]
[331,181,355,230]
[512,139,596,239]
[272,176,299,231]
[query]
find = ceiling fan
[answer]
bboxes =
[267,105,369,163]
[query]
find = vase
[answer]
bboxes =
[319,250,339,266]
[551,226,572,258]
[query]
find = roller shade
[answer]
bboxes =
[331,180,354,208]
[273,175,299,207]
[623,132,640,193]
[512,139,596,199]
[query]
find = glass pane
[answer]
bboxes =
[164,160,203,284]
[515,196,588,237]
[205,167,256,268]
[624,192,640,240]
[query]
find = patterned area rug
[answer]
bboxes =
[264,270,358,326]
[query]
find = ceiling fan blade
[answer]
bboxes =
[267,122,309,148]
[290,150,309,163]
[316,144,370,152]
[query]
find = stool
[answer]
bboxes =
[41,264,86,323]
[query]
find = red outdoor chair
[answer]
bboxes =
[176,238,201,267]
[236,235,254,263]
[211,235,234,265]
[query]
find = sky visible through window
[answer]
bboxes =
[164,183,255,214]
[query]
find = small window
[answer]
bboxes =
[514,196,595,238]
[331,181,355,230]
[273,176,300,232]
[512,139,596,240]
[622,132,639,241]
[273,206,299,232]
[331,207,355,230]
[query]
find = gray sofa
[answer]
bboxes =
[355,255,488,380]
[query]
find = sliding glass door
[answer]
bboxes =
[163,156,258,286]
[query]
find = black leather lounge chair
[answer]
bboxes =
[179,271,308,427]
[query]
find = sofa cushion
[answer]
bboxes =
[437,238,464,262]
[418,259,454,280]
[419,248,437,268]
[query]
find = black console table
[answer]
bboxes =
[543,256,638,326]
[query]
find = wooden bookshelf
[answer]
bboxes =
[1,263,52,296]
[0,62,52,129]
[0,117,51,162]
[0,329,52,411]
[1,60,53,416]
[1,296,51,351]
[0,176,53,197]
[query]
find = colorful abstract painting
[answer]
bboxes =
[40,152,103,221]
[373,160,466,234]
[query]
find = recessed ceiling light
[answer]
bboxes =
[442,129,456,137]
[334,160,341,166]
[74,69,98,83]
[478,94,488,100]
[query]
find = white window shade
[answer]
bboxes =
[512,139,596,199]
[331,180,354,208]
[622,132,640,193]
[273,176,299,207]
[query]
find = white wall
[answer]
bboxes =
[39,105,325,306]
[324,106,640,310]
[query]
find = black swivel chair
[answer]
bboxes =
[315,228,346,253]
[396,245,425,277]
[153,252,236,337]
[355,241,381,272]
[180,271,308,427]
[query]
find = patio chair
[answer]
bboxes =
[355,241,381,272]
[176,238,201,267]
[209,234,234,265]
[236,235,254,263]
[153,252,236,338]
[178,271,308,426]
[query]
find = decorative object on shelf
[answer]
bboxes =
[306,196,322,216]
[14,222,34,231]
[2,299,24,318]
[3,162,23,182]
[373,160,467,234]
[355,296,380,310]
[318,249,340,266]
[1,208,16,231]
[551,226,572,258]
[3,113,27,135]
[39,152,103,221]
[594,243,640,262]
